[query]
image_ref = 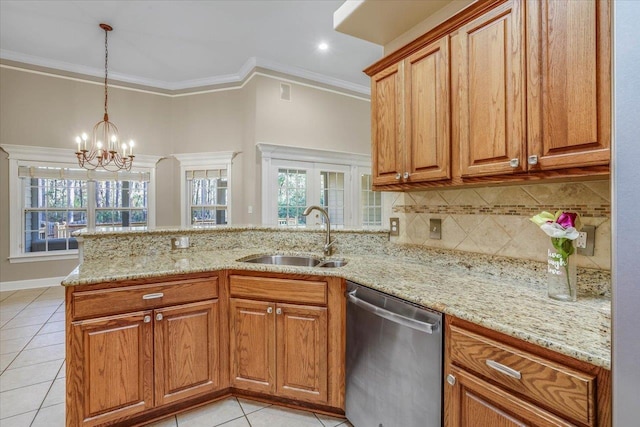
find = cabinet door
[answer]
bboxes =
[371,62,404,186]
[445,366,573,427]
[452,0,526,177]
[69,311,153,427]
[154,300,220,406]
[404,36,451,182]
[527,0,611,170]
[275,303,328,404]
[229,298,276,394]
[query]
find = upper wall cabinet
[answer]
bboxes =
[366,0,611,190]
[371,36,451,186]
[526,0,611,170]
[451,0,526,177]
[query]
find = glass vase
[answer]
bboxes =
[547,240,577,301]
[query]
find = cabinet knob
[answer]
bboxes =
[403,172,410,179]
[143,315,151,323]
[156,313,163,321]
[509,158,520,168]
[527,155,538,165]
[446,374,456,386]
[267,307,273,314]
[395,173,401,180]
[276,308,282,315]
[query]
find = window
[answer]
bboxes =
[361,174,382,227]
[3,144,159,262]
[174,152,236,227]
[278,168,307,226]
[23,175,87,253]
[188,169,228,226]
[258,143,384,228]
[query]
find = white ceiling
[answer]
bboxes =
[0,1,383,94]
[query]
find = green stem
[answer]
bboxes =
[563,255,572,297]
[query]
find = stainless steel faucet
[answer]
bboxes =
[302,205,334,256]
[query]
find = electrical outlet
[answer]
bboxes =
[429,218,442,240]
[577,225,595,256]
[389,218,400,236]
[171,236,190,250]
[576,232,588,249]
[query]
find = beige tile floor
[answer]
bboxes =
[0,286,353,427]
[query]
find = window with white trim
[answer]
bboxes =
[258,143,384,228]
[188,169,228,226]
[2,144,158,262]
[173,152,235,227]
[360,173,382,227]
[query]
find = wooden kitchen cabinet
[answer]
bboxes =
[154,300,220,406]
[229,274,329,405]
[366,0,611,190]
[69,311,154,426]
[526,0,611,171]
[444,316,611,427]
[66,275,222,427]
[371,35,451,186]
[451,0,526,178]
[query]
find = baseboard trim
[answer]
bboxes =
[0,276,66,292]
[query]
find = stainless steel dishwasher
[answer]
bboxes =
[346,281,443,427]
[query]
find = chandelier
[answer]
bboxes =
[75,23,135,171]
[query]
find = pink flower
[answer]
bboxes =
[556,212,578,229]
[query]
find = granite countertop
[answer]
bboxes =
[63,246,611,370]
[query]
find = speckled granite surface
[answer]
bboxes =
[65,226,611,369]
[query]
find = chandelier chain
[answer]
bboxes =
[104,27,109,116]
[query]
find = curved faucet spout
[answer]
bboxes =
[302,205,334,256]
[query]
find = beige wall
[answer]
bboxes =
[0,66,372,283]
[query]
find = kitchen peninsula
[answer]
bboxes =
[63,226,611,426]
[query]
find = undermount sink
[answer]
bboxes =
[239,254,347,268]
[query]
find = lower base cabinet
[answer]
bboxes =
[66,272,346,426]
[66,276,222,427]
[229,298,328,404]
[444,316,611,427]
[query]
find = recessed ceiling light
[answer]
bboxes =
[318,42,329,51]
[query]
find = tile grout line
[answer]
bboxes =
[1,300,65,375]
[27,360,67,427]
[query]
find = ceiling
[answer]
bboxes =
[0,1,383,94]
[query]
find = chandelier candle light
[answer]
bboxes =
[75,23,135,171]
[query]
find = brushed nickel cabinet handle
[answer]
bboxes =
[403,172,410,179]
[446,374,456,386]
[486,359,522,380]
[143,315,151,323]
[509,158,520,168]
[276,308,282,315]
[395,173,401,180]
[528,155,538,165]
[267,307,273,314]
[142,293,164,300]
[156,313,163,321]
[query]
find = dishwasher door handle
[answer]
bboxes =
[347,291,438,334]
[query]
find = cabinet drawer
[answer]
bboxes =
[72,277,218,319]
[229,275,327,305]
[449,325,596,425]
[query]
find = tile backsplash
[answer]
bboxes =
[388,180,611,270]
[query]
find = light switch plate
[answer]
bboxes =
[430,218,442,240]
[389,217,400,236]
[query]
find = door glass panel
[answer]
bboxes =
[278,169,307,226]
[320,171,345,226]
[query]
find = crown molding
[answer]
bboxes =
[1,144,163,169]
[172,151,239,168]
[0,50,370,96]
